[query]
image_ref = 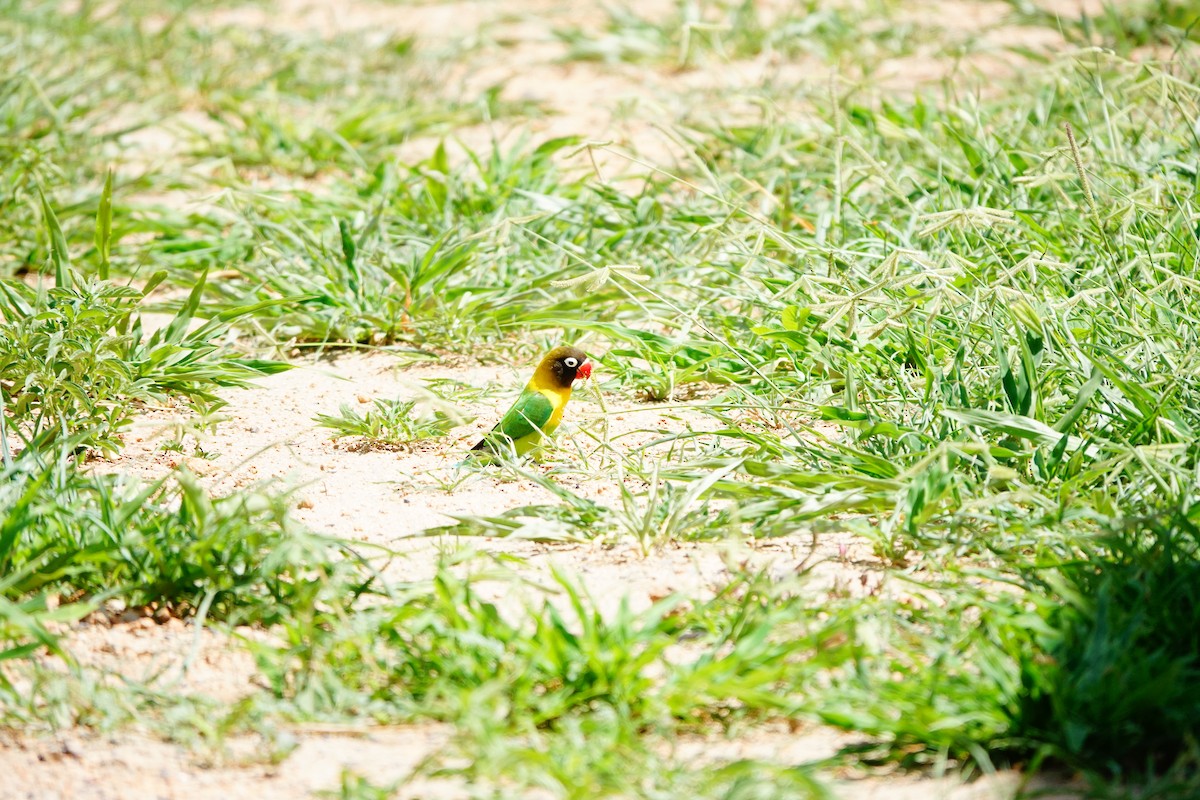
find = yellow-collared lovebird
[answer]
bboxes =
[471,346,593,457]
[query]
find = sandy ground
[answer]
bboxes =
[2,0,1128,796]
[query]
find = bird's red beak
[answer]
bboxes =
[577,360,593,381]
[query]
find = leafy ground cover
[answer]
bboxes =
[3,0,1200,797]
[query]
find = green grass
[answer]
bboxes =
[315,391,469,449]
[248,560,846,796]
[1007,0,1200,52]
[1014,506,1200,775]
[3,0,1200,797]
[555,0,925,67]
[1,181,286,453]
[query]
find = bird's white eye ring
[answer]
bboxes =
[565,357,578,368]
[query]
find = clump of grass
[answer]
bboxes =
[0,437,379,734]
[246,561,851,795]
[1013,507,1200,775]
[2,181,286,455]
[443,713,832,800]
[602,333,744,401]
[316,772,402,800]
[215,138,648,350]
[555,0,921,67]
[315,396,466,450]
[0,270,286,455]
[250,565,679,723]
[439,460,744,551]
[0,590,81,697]
[1008,0,1200,52]
[0,448,358,626]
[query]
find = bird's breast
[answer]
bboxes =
[536,385,571,433]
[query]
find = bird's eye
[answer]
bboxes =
[564,357,578,368]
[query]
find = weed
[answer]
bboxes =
[0,453,355,626]
[1013,507,1200,775]
[316,397,467,450]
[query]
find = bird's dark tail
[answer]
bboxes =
[470,438,488,452]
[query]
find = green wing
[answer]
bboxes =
[473,389,554,452]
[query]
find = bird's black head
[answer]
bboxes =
[540,346,592,389]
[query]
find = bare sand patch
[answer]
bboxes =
[0,725,457,800]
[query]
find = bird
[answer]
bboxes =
[470,346,593,458]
